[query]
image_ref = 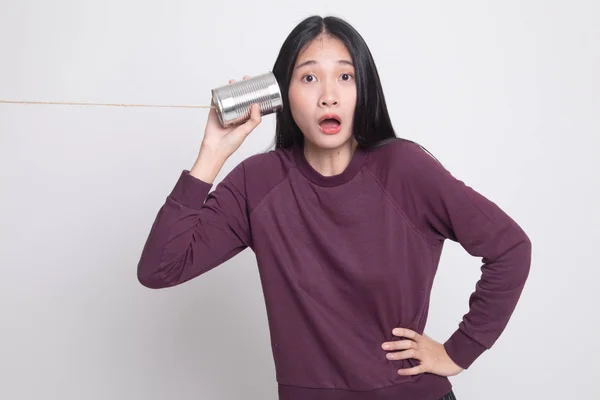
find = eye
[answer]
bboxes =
[300,73,354,83]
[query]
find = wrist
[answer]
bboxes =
[190,146,228,184]
[443,329,487,370]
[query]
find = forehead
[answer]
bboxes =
[295,35,352,63]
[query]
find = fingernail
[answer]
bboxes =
[382,344,390,349]
[393,329,400,335]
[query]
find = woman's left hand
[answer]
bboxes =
[381,328,464,377]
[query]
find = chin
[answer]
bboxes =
[306,129,354,150]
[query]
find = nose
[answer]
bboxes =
[319,82,339,107]
[321,98,338,106]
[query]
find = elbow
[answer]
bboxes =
[510,230,533,284]
[137,271,165,289]
[489,228,532,287]
[520,230,532,266]
[137,262,170,289]
[523,232,532,273]
[137,256,190,289]
[136,247,184,289]
[524,232,532,255]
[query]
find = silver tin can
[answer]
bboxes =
[211,71,283,128]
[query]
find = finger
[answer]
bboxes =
[247,103,262,125]
[386,349,419,361]
[229,79,236,84]
[232,104,261,136]
[392,328,421,341]
[397,365,425,376]
[381,339,415,351]
[242,75,251,80]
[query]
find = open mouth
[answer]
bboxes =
[318,114,342,134]
[319,118,341,126]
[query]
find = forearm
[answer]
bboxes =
[189,145,229,184]
[444,227,532,369]
[137,157,251,289]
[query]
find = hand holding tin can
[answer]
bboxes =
[211,71,283,128]
[200,76,263,160]
[192,73,282,183]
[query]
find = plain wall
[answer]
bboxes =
[1,0,598,399]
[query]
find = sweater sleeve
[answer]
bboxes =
[137,162,252,289]
[399,141,532,370]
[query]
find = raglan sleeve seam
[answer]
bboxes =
[363,166,444,247]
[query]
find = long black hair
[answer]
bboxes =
[267,15,400,151]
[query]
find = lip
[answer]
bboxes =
[318,113,342,124]
[319,124,342,135]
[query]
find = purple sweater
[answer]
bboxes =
[137,138,532,400]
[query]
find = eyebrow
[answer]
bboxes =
[294,59,354,70]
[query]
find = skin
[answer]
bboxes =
[288,34,359,177]
[289,34,464,377]
[382,328,464,377]
[192,76,261,183]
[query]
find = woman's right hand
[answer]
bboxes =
[200,76,263,159]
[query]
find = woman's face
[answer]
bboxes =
[288,34,357,150]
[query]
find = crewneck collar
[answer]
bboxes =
[291,141,368,187]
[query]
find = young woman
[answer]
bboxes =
[137,15,532,400]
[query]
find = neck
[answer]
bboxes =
[303,138,359,177]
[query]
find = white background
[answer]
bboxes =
[1,1,598,399]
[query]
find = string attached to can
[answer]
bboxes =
[0,100,214,109]
[0,71,283,127]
